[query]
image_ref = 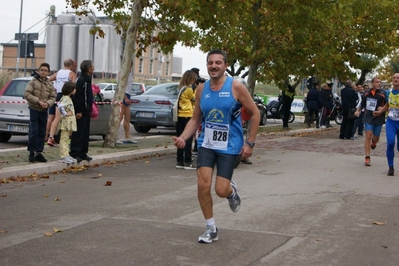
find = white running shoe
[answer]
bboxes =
[198,227,218,244]
[228,181,241,212]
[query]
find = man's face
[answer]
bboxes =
[72,61,77,73]
[206,54,228,79]
[393,73,399,87]
[88,64,95,75]
[372,78,381,89]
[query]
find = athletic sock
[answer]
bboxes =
[206,218,215,230]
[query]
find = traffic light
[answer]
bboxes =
[19,41,34,58]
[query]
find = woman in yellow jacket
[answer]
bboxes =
[176,70,197,169]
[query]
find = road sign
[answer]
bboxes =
[14,33,39,41]
[14,33,26,41]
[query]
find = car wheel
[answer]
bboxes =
[0,132,12,142]
[134,125,151,133]
[288,112,295,123]
[260,112,267,126]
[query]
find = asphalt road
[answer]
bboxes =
[1,126,399,265]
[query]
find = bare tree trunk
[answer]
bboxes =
[103,0,144,148]
[247,62,258,96]
[246,0,261,96]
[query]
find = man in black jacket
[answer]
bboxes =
[339,80,358,140]
[70,60,95,162]
[281,80,299,129]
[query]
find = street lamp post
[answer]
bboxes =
[15,0,24,77]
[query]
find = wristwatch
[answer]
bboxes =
[246,141,255,148]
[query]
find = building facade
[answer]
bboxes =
[1,13,179,82]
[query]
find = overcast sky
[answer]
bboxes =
[1,0,208,75]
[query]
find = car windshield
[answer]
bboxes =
[144,84,178,95]
[131,84,142,91]
[3,80,30,97]
[97,84,108,90]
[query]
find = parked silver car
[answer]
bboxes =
[99,82,146,100]
[130,82,179,133]
[0,77,111,142]
[98,82,117,100]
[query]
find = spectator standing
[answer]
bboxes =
[175,70,197,170]
[116,63,137,144]
[190,67,204,157]
[384,73,399,176]
[46,59,77,146]
[319,82,334,128]
[57,82,78,164]
[306,84,322,128]
[339,80,358,140]
[354,77,386,166]
[173,49,260,244]
[24,63,56,163]
[70,60,95,163]
[352,83,364,138]
[281,80,298,129]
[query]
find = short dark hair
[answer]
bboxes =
[191,68,200,76]
[64,58,73,67]
[206,49,228,63]
[62,81,76,95]
[39,62,50,71]
[80,60,92,73]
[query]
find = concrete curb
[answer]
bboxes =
[0,146,176,179]
[0,126,332,179]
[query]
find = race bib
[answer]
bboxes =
[388,108,399,121]
[366,98,377,111]
[201,122,229,150]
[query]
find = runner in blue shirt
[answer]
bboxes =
[173,49,260,244]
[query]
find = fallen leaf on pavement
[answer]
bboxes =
[44,194,49,197]
[0,194,7,197]
[145,161,150,164]
[53,228,63,233]
[373,221,386,226]
[44,232,53,237]
[54,197,60,201]
[104,181,112,186]
[0,229,8,234]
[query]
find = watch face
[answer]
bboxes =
[247,141,255,147]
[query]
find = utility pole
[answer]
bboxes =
[15,0,24,77]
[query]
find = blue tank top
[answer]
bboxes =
[197,77,243,154]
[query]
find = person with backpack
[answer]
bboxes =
[175,70,197,170]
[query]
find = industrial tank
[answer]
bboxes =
[45,24,62,70]
[93,24,112,75]
[61,24,79,65]
[77,24,94,65]
[57,13,75,25]
[107,27,122,74]
[74,14,95,24]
